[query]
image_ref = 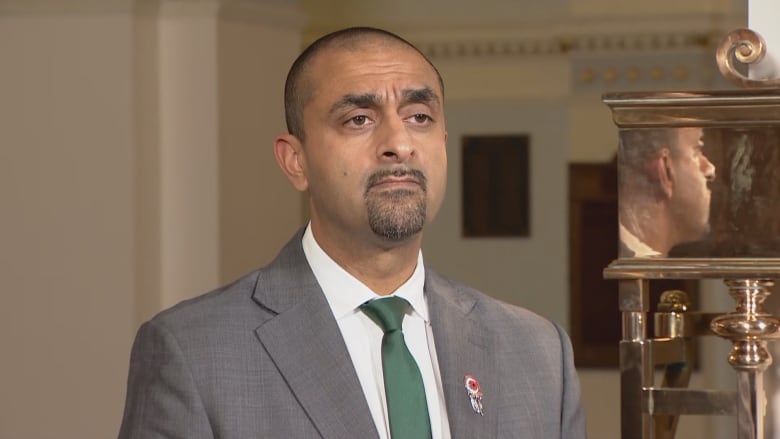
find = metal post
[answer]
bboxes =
[620,278,653,439]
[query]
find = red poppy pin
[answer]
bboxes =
[464,374,484,416]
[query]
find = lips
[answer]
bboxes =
[366,168,427,193]
[372,176,420,188]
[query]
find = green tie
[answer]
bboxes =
[361,297,432,439]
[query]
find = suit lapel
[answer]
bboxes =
[252,232,378,439]
[427,273,498,439]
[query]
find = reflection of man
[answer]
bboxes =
[118,27,585,438]
[618,127,716,257]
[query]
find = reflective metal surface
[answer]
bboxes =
[736,371,766,439]
[603,27,780,438]
[710,280,780,371]
[611,276,778,439]
[604,90,780,127]
[606,259,780,279]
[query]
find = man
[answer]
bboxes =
[618,127,717,257]
[118,27,585,439]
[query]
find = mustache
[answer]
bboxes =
[365,168,428,192]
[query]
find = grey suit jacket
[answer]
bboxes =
[118,231,586,438]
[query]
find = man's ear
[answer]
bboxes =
[655,149,674,199]
[273,134,309,192]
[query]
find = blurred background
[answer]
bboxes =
[0,0,749,437]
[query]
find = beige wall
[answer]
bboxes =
[0,0,754,438]
[0,9,137,438]
[424,100,570,325]
[0,1,302,437]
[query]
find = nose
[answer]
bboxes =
[702,155,716,181]
[377,116,414,163]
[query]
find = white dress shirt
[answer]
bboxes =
[619,222,662,257]
[302,224,452,439]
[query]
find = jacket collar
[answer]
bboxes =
[251,230,379,439]
[426,272,498,438]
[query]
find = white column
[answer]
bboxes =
[157,1,222,308]
[154,0,304,308]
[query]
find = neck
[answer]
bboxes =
[311,221,423,295]
[620,201,677,256]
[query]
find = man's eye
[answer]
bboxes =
[350,115,368,126]
[412,114,431,123]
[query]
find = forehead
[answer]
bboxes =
[674,127,703,147]
[305,42,442,101]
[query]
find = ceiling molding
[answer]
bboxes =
[413,29,723,61]
[302,13,744,62]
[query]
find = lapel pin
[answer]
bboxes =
[464,374,484,416]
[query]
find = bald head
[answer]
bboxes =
[283,27,444,141]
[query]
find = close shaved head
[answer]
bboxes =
[283,27,444,141]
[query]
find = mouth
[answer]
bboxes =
[371,177,422,190]
[366,168,427,194]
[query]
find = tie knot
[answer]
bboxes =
[360,296,410,333]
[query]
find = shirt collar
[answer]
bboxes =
[302,223,429,322]
[619,222,662,257]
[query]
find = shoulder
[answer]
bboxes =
[147,230,311,332]
[425,269,566,343]
[147,270,264,335]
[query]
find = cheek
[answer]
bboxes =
[434,157,448,191]
[332,164,371,202]
[426,152,448,201]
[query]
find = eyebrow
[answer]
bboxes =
[328,87,441,116]
[329,93,380,115]
[403,87,440,106]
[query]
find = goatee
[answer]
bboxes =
[365,168,427,241]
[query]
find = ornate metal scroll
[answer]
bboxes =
[716,28,780,88]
